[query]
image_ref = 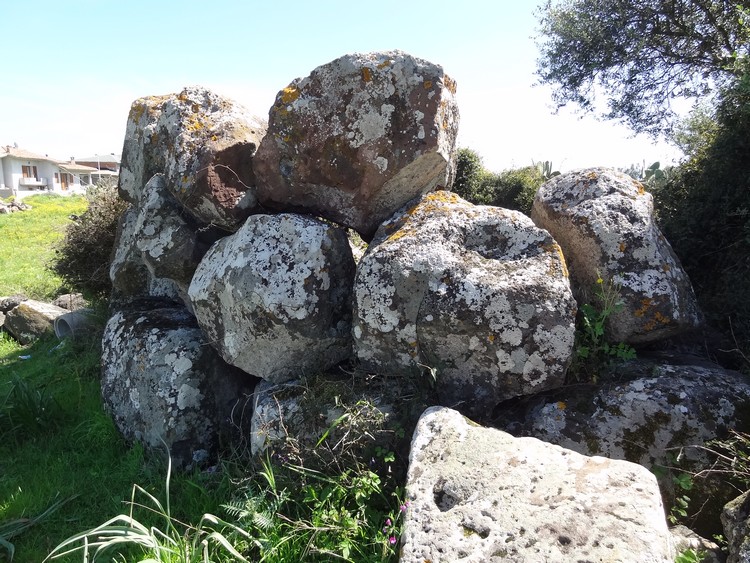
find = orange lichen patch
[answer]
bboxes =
[488,334,495,343]
[636,182,646,195]
[662,263,672,273]
[556,401,567,410]
[377,59,392,69]
[619,242,627,253]
[423,80,433,90]
[634,298,653,318]
[361,67,372,82]
[643,311,672,332]
[280,85,301,105]
[444,75,457,95]
[586,171,598,181]
[543,242,569,278]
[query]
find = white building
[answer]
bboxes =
[0,145,120,199]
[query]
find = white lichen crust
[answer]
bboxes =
[531,168,702,343]
[188,214,355,383]
[353,191,576,415]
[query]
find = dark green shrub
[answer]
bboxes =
[451,149,545,216]
[652,72,750,367]
[451,147,488,203]
[50,181,128,298]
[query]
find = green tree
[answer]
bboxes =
[535,0,750,137]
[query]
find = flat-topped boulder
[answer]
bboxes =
[401,406,674,562]
[119,86,266,230]
[254,50,460,239]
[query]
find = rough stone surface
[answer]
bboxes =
[531,167,702,344]
[353,191,576,417]
[109,204,184,306]
[189,214,356,383]
[51,293,87,311]
[250,375,427,467]
[401,406,674,562]
[254,50,460,239]
[669,525,724,563]
[4,300,68,344]
[497,359,750,471]
[101,305,254,468]
[723,491,750,563]
[134,174,209,291]
[119,86,266,230]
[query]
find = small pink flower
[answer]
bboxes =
[385,518,392,527]
[389,536,397,545]
[400,502,410,512]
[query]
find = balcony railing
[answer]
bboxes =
[19,178,48,187]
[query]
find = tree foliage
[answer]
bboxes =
[652,72,750,364]
[536,0,750,136]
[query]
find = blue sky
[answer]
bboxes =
[2,0,681,172]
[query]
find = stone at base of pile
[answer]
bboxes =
[400,406,674,562]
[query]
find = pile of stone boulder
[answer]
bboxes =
[99,50,749,560]
[0,200,31,214]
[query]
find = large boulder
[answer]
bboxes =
[353,191,577,418]
[250,374,429,469]
[109,205,184,306]
[119,86,266,230]
[497,359,750,471]
[531,168,702,344]
[401,406,674,562]
[4,300,67,344]
[101,305,254,468]
[188,214,356,383]
[254,50,460,239]
[134,174,209,291]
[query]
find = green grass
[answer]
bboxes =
[0,195,87,299]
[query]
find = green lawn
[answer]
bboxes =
[0,195,87,299]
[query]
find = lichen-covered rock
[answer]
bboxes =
[722,491,750,563]
[134,174,210,292]
[109,204,184,306]
[101,306,254,468]
[250,374,428,469]
[4,300,67,344]
[401,407,674,562]
[51,293,87,311]
[531,168,702,344]
[497,359,750,471]
[669,525,724,563]
[188,214,355,383]
[119,86,266,230]
[353,191,576,417]
[254,50,459,239]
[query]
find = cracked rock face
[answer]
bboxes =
[401,407,674,562]
[119,86,266,230]
[353,191,577,417]
[109,204,186,307]
[531,168,702,343]
[188,214,356,383]
[101,306,253,468]
[254,50,460,239]
[498,360,750,470]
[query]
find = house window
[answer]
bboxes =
[22,165,38,179]
[60,173,71,190]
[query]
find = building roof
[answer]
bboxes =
[58,161,100,173]
[76,154,121,164]
[0,145,55,161]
